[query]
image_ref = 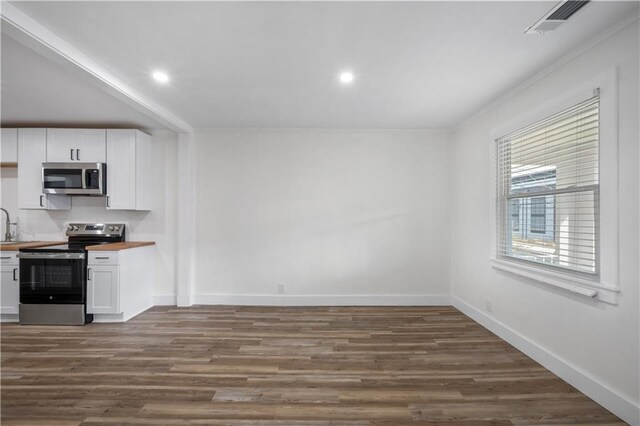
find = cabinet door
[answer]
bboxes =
[106,130,136,210]
[18,129,47,209]
[77,129,106,162]
[87,265,120,314]
[18,129,71,210]
[134,131,153,210]
[0,265,19,314]
[46,128,78,162]
[1,128,18,163]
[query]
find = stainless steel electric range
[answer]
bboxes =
[17,223,125,325]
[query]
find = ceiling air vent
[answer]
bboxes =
[525,0,590,35]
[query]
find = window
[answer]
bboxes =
[495,95,599,276]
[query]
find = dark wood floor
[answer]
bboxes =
[1,306,624,425]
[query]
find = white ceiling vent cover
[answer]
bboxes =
[526,0,590,35]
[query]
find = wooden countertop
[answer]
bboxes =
[86,242,155,251]
[0,241,65,252]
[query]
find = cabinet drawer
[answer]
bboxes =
[0,253,19,266]
[88,251,118,265]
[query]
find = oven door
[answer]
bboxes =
[18,253,86,304]
[42,163,105,195]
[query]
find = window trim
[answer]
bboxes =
[489,68,619,304]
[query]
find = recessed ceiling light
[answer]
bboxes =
[339,71,354,84]
[152,71,169,83]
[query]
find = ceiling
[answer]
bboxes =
[2,1,638,130]
[1,36,165,130]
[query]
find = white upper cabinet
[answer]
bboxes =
[78,129,107,162]
[47,128,106,163]
[45,128,76,162]
[106,129,152,211]
[17,129,71,210]
[1,128,18,163]
[13,127,150,211]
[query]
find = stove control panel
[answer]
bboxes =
[66,223,126,237]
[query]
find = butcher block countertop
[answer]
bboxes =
[0,241,65,252]
[86,241,155,251]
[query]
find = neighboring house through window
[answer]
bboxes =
[530,197,546,234]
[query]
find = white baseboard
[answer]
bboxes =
[452,296,640,426]
[153,295,177,306]
[1,314,19,323]
[93,305,153,323]
[92,313,126,323]
[193,293,451,306]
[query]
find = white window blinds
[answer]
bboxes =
[496,95,599,275]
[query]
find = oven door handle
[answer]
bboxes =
[17,252,86,260]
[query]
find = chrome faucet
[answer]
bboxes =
[0,208,16,242]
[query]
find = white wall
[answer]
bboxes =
[0,130,179,299]
[450,20,639,423]
[193,129,451,304]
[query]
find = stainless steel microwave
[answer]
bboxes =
[42,163,106,196]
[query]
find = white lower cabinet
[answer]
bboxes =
[86,246,153,322]
[1,254,20,316]
[87,265,119,314]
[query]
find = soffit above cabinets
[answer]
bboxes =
[0,36,166,131]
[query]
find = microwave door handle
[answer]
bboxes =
[82,170,87,189]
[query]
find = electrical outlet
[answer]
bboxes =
[485,299,493,312]
[277,284,285,294]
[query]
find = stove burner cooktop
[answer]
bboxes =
[19,223,126,254]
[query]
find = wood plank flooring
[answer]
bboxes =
[1,306,624,425]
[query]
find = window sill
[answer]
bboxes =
[490,258,619,304]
